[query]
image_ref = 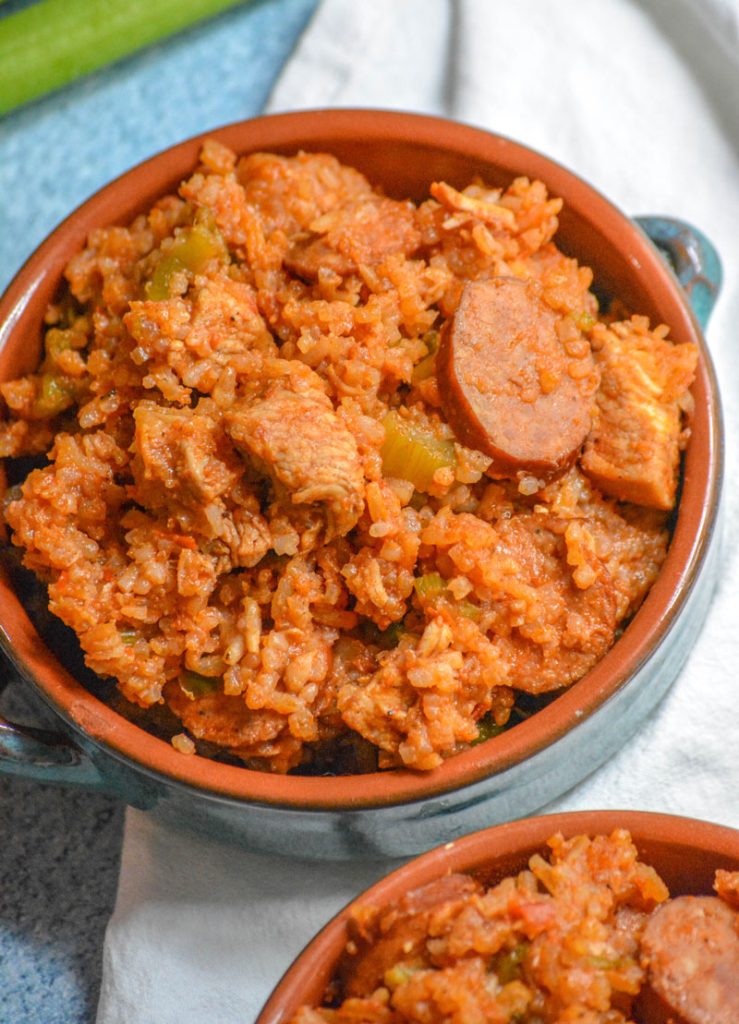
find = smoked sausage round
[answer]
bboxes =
[437,277,597,479]
[638,895,739,1024]
[338,873,481,998]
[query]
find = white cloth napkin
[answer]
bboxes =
[96,2,739,1021]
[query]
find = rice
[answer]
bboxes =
[287,831,738,1024]
[0,142,697,773]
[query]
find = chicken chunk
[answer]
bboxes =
[491,513,617,692]
[131,402,243,509]
[225,373,365,539]
[581,317,698,510]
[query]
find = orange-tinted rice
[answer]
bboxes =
[0,142,697,773]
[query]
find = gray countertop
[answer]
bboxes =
[0,773,124,1022]
[0,670,124,1020]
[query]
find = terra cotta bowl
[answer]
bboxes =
[257,810,739,1023]
[0,110,724,859]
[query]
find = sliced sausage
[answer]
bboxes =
[638,895,739,1024]
[163,683,302,772]
[491,512,618,692]
[437,277,597,479]
[339,873,480,998]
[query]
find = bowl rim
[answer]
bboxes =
[256,809,739,1024]
[0,108,724,811]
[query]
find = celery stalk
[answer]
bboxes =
[0,0,248,116]
[381,411,456,492]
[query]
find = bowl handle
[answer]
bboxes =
[0,651,111,790]
[635,216,722,329]
[0,710,111,790]
[0,716,106,786]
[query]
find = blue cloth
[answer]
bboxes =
[0,1,316,1020]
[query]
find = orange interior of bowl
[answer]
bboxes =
[257,810,739,1023]
[0,110,721,809]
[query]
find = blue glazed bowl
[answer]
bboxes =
[0,110,724,859]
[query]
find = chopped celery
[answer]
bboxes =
[384,963,419,990]
[180,670,220,699]
[414,574,484,623]
[359,619,407,650]
[411,329,440,383]
[457,599,482,621]
[492,942,529,983]
[175,221,226,267]
[472,714,507,745]
[588,955,621,970]
[413,572,447,601]
[414,574,483,626]
[146,223,226,300]
[119,629,138,647]
[146,253,183,301]
[577,311,596,331]
[381,411,456,492]
[31,372,76,419]
[411,351,437,383]
[423,330,440,355]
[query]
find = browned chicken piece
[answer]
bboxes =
[284,195,422,281]
[538,465,671,622]
[339,874,482,999]
[185,276,276,358]
[226,375,365,540]
[581,317,698,510]
[131,402,243,508]
[638,895,739,1024]
[131,403,274,566]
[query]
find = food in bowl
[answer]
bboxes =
[287,829,739,1024]
[0,141,698,775]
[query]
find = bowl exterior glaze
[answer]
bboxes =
[0,111,724,859]
[257,811,739,1023]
